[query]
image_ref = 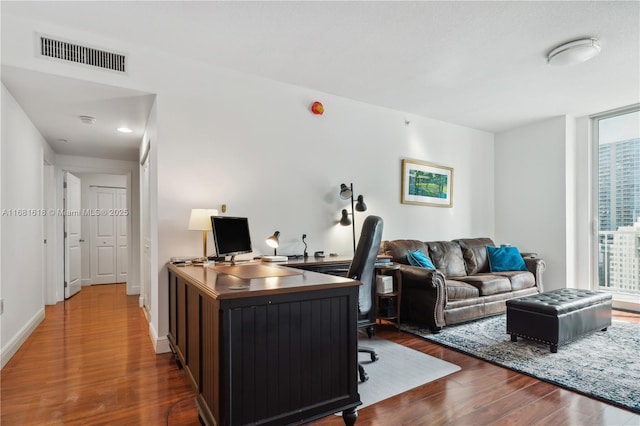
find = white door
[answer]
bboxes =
[64,172,82,299]
[116,188,128,283]
[90,187,118,284]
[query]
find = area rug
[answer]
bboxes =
[401,315,640,413]
[354,337,460,409]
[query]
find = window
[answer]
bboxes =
[593,105,640,296]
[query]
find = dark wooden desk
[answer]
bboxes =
[284,255,352,273]
[167,262,361,426]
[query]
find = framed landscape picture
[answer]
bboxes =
[401,159,454,207]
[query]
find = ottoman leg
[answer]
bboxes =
[550,344,558,353]
[510,334,517,342]
[601,327,608,331]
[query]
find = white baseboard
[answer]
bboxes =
[148,320,170,354]
[0,308,45,369]
[139,295,145,308]
[613,299,640,313]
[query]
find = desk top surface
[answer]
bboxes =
[168,261,358,300]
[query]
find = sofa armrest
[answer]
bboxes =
[398,265,446,329]
[524,257,546,292]
[400,264,442,289]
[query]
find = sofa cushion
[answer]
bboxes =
[426,241,467,278]
[492,270,535,291]
[380,240,430,265]
[446,280,480,300]
[457,274,512,296]
[407,250,436,269]
[454,237,495,274]
[486,245,528,272]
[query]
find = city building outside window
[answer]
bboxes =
[594,106,639,298]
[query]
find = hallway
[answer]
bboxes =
[0,284,198,425]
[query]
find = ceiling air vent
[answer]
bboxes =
[39,35,126,73]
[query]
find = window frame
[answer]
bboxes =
[590,104,640,306]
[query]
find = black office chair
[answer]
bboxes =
[347,215,384,382]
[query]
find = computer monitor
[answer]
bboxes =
[210,216,252,263]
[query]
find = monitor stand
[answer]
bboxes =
[227,255,250,290]
[229,255,249,265]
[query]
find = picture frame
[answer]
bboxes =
[401,159,454,207]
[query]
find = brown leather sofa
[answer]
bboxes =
[379,237,545,332]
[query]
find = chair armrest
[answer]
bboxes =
[398,265,446,329]
[523,257,546,292]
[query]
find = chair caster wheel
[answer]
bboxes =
[370,353,378,362]
[358,364,369,382]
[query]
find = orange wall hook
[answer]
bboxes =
[311,101,324,115]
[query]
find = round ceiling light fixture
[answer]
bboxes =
[547,38,601,66]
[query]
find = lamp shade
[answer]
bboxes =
[339,183,352,200]
[339,209,352,226]
[266,231,280,248]
[355,195,367,212]
[188,209,218,231]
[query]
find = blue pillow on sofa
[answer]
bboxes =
[407,250,436,269]
[486,245,528,272]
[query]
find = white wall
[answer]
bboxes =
[139,100,159,348]
[495,116,569,291]
[151,61,494,346]
[2,13,495,353]
[0,84,55,367]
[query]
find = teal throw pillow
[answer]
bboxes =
[486,245,528,272]
[407,250,435,269]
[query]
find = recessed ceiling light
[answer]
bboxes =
[547,38,601,66]
[117,127,133,133]
[79,115,96,124]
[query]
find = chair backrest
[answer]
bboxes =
[347,215,384,320]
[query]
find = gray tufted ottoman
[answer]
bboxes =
[506,288,612,353]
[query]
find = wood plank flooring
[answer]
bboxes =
[0,284,197,425]
[1,284,638,425]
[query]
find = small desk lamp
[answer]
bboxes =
[266,231,280,255]
[188,208,219,261]
[339,183,367,253]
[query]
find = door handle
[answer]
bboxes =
[79,239,85,243]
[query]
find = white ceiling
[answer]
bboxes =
[2,66,155,161]
[2,1,639,161]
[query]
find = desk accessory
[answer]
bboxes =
[302,234,308,258]
[261,255,288,262]
[266,230,280,255]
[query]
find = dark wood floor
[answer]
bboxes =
[1,284,638,425]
